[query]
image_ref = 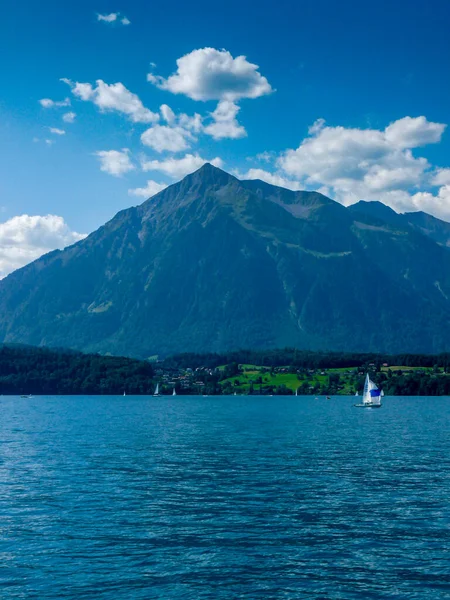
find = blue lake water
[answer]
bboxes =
[1,395,450,599]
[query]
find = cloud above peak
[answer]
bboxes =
[204,101,246,140]
[147,47,273,102]
[141,153,224,179]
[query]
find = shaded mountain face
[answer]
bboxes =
[1,163,450,357]
[404,211,450,247]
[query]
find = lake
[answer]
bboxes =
[1,395,450,599]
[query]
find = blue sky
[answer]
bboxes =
[1,0,450,276]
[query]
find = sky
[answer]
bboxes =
[1,0,450,277]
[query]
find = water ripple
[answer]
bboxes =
[1,395,450,598]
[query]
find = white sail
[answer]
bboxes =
[172,388,176,396]
[154,383,159,395]
[362,374,381,405]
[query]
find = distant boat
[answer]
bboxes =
[355,391,359,396]
[153,383,161,397]
[123,391,126,396]
[354,374,382,408]
[295,389,298,396]
[234,391,237,396]
[20,394,33,399]
[326,396,331,400]
[172,388,176,396]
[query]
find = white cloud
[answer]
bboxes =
[142,153,224,179]
[160,104,176,125]
[254,151,275,163]
[45,139,54,145]
[48,127,65,135]
[62,79,159,123]
[278,116,446,207]
[432,168,450,187]
[0,215,86,279]
[128,180,167,198]
[159,103,203,132]
[178,112,203,133]
[140,105,205,152]
[204,101,246,140]
[62,111,76,123]
[147,47,273,101]
[97,12,130,24]
[94,149,135,176]
[97,12,119,22]
[385,116,446,149]
[236,168,302,191]
[141,125,193,153]
[407,185,450,220]
[39,97,70,108]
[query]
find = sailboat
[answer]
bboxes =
[295,389,298,396]
[172,388,176,396]
[123,391,126,396]
[354,374,382,408]
[153,383,161,397]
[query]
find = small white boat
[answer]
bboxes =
[123,391,126,396]
[295,389,298,396]
[153,383,161,397]
[172,388,176,396]
[354,374,382,408]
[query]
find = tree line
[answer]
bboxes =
[0,344,154,395]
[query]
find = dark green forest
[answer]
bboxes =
[0,345,154,395]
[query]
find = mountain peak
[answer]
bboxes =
[348,200,403,226]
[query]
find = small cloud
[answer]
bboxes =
[62,78,159,124]
[94,149,135,176]
[97,12,119,22]
[255,151,275,163]
[48,127,66,135]
[128,180,167,198]
[45,139,54,145]
[97,12,130,25]
[141,125,194,153]
[39,97,71,109]
[204,101,246,140]
[62,112,76,123]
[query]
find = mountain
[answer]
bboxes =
[404,211,450,247]
[1,163,450,356]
